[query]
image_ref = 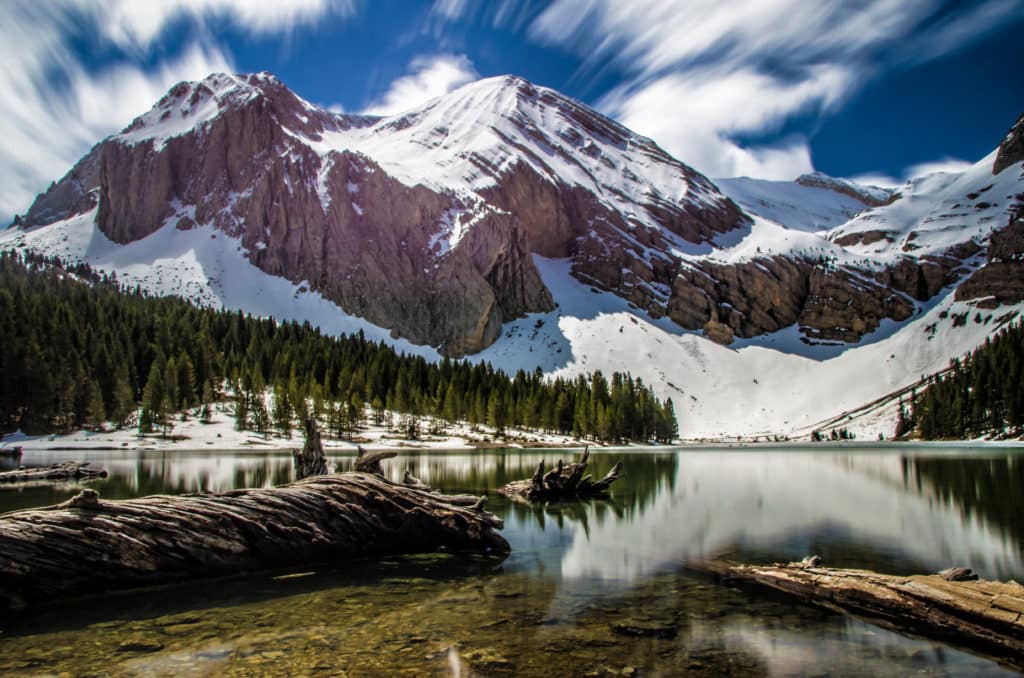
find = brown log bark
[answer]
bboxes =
[497,447,624,502]
[0,472,509,611]
[0,461,107,484]
[688,559,1024,671]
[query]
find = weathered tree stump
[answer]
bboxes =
[688,558,1024,671]
[497,447,624,502]
[354,445,397,475]
[293,418,330,479]
[0,472,509,611]
[0,461,107,484]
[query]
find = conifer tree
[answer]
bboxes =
[85,379,106,431]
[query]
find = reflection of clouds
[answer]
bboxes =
[702,615,1008,677]
[559,452,1024,582]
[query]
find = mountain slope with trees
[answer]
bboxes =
[0,250,676,443]
[900,318,1024,439]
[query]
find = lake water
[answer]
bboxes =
[1,444,1022,676]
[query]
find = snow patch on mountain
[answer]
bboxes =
[828,150,1019,264]
[715,176,876,233]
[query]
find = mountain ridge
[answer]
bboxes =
[5,71,1024,438]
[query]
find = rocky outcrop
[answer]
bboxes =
[993,112,1024,175]
[668,258,809,339]
[795,172,893,207]
[956,213,1024,306]
[799,267,914,342]
[665,256,918,345]
[833,230,893,247]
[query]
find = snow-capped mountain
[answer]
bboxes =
[5,73,1023,438]
[14,72,744,357]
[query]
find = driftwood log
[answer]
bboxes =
[0,473,509,611]
[690,558,1024,671]
[0,461,107,484]
[497,447,624,502]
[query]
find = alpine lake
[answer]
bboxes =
[1,444,1022,677]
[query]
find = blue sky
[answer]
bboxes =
[2,0,1022,222]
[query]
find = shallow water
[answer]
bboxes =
[1,444,1022,676]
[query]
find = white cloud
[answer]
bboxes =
[847,157,974,189]
[362,54,479,116]
[0,0,350,221]
[529,0,1016,179]
[73,0,356,49]
[597,66,850,179]
[430,0,472,21]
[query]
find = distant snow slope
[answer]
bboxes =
[827,150,1017,264]
[715,175,876,233]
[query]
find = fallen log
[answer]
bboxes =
[689,558,1024,671]
[0,472,509,611]
[0,461,107,484]
[497,447,624,502]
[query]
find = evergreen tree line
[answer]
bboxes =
[900,318,1024,438]
[0,250,677,442]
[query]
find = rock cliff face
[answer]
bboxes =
[956,209,1024,307]
[666,256,925,345]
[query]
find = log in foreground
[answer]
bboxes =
[0,473,509,611]
[690,559,1024,670]
[497,447,624,502]
[0,461,107,484]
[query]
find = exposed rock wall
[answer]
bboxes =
[956,216,1024,306]
[993,112,1024,175]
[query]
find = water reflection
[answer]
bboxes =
[556,450,1024,583]
[1,445,1022,676]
